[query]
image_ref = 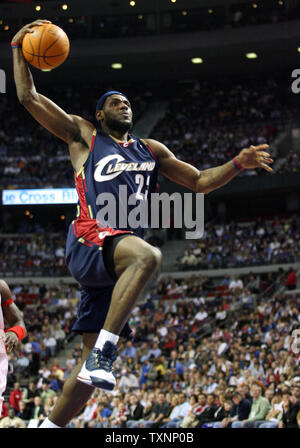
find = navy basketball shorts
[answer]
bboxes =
[65,223,135,339]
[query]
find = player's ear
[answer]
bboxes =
[95,110,104,122]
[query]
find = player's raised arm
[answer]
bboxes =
[0,280,26,353]
[11,20,85,145]
[145,139,273,194]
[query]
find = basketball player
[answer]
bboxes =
[0,280,26,417]
[11,20,273,428]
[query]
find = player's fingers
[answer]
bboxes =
[251,144,270,150]
[260,155,273,163]
[260,162,273,172]
[259,151,272,158]
[26,20,51,29]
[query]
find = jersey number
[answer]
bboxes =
[135,174,150,200]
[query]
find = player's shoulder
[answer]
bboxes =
[142,138,174,159]
[141,138,172,158]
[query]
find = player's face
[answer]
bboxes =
[102,95,133,134]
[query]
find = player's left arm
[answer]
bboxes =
[145,139,273,194]
[0,280,26,353]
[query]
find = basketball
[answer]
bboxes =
[22,23,70,70]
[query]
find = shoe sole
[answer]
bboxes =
[90,375,115,391]
[77,375,95,387]
[77,374,115,391]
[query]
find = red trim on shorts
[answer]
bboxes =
[2,298,13,308]
[74,219,132,247]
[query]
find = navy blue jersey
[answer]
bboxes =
[72,129,158,244]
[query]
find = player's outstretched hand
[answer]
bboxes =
[237,144,273,172]
[11,19,52,45]
[4,331,19,353]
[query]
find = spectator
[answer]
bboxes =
[118,369,139,392]
[218,391,251,427]
[30,396,45,421]
[139,392,171,428]
[39,381,57,407]
[278,389,300,428]
[207,398,234,428]
[161,393,194,428]
[126,394,145,428]
[17,400,32,422]
[258,389,284,428]
[180,393,207,428]
[121,341,137,358]
[194,393,218,428]
[107,401,127,429]
[0,408,26,428]
[285,268,297,290]
[9,382,22,413]
[87,401,112,428]
[229,276,244,295]
[231,384,271,428]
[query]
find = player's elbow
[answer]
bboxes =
[195,172,215,194]
[196,181,211,194]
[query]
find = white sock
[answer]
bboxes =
[95,329,119,350]
[39,417,62,428]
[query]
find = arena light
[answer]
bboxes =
[68,18,74,23]
[130,1,135,6]
[297,46,300,53]
[171,0,177,3]
[182,10,188,16]
[4,25,9,31]
[35,5,41,11]
[138,14,143,20]
[252,3,258,8]
[191,57,203,64]
[208,9,213,14]
[111,62,123,69]
[246,52,258,59]
[62,4,68,10]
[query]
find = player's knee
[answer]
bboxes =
[136,246,162,274]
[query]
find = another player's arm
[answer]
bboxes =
[11,20,94,164]
[0,280,26,353]
[145,139,273,194]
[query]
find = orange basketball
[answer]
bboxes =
[22,24,70,70]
